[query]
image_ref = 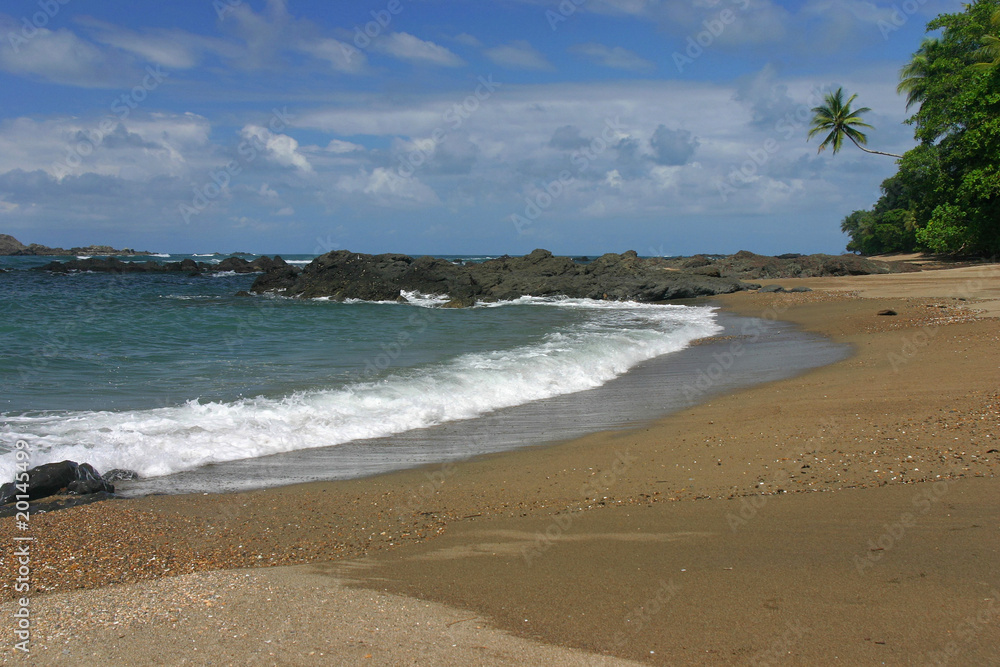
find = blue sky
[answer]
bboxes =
[0,0,962,255]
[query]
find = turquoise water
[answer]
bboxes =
[0,254,722,481]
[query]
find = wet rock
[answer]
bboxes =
[878,309,898,316]
[759,285,785,293]
[0,460,116,504]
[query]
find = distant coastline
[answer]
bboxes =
[0,233,152,257]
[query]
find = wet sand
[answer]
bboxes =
[2,263,999,665]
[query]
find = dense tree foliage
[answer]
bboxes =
[841,0,1000,256]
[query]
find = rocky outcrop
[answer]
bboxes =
[661,250,916,279]
[0,234,152,256]
[34,255,288,274]
[250,249,749,304]
[0,460,115,505]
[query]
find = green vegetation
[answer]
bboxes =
[836,0,1000,256]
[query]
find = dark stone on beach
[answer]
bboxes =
[759,285,785,293]
[24,461,80,499]
[787,286,813,293]
[0,482,16,505]
[878,309,898,316]
[0,460,115,504]
[102,468,139,482]
[66,463,114,495]
[690,265,722,277]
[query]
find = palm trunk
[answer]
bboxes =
[848,135,902,158]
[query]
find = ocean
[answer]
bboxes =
[0,253,848,495]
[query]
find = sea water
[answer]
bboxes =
[0,253,769,489]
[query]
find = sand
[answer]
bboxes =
[2,262,999,665]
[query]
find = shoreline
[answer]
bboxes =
[111,308,846,498]
[2,265,999,664]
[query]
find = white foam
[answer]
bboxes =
[0,302,720,480]
[150,253,171,258]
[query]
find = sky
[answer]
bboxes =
[0,0,964,255]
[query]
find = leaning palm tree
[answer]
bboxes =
[972,9,1000,69]
[808,87,902,158]
[897,38,939,108]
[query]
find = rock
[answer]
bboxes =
[0,460,116,504]
[759,285,785,293]
[0,482,16,505]
[235,290,251,297]
[0,234,27,255]
[32,255,286,275]
[24,461,80,499]
[878,309,898,316]
[252,249,750,305]
[102,469,139,482]
[67,463,115,495]
[787,286,813,293]
[0,234,153,256]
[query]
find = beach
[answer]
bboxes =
[2,262,999,665]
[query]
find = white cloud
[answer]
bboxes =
[372,32,464,67]
[568,43,654,71]
[336,167,440,206]
[240,125,314,173]
[325,139,365,153]
[0,23,131,87]
[298,38,368,74]
[453,33,483,47]
[484,40,553,70]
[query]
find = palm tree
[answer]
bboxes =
[897,38,939,108]
[972,9,1000,69]
[808,87,902,159]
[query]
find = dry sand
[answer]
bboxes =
[2,263,999,665]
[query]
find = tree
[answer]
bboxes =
[842,0,1000,257]
[972,9,1000,69]
[807,87,903,158]
[898,39,941,109]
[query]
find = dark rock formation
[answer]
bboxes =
[680,250,916,280]
[0,234,152,256]
[251,248,750,305]
[33,255,288,275]
[0,460,115,505]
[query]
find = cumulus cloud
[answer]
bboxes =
[649,125,699,166]
[549,125,590,150]
[239,125,313,172]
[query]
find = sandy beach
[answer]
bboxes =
[3,261,999,666]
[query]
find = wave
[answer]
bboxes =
[0,301,719,480]
[150,253,171,258]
